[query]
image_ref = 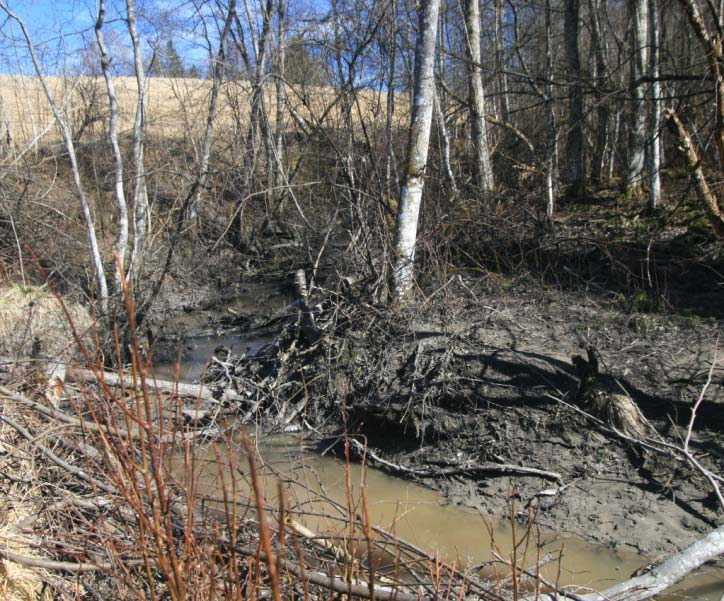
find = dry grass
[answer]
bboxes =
[0,284,92,360]
[0,486,54,601]
[0,410,53,601]
[0,74,409,149]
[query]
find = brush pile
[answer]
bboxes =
[0,354,497,600]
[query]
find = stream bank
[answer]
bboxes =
[156,273,724,567]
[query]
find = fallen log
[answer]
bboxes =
[351,439,564,483]
[71,367,246,404]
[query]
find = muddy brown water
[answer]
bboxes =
[157,286,724,600]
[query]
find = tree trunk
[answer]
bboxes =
[463,0,494,193]
[125,0,149,284]
[232,0,274,246]
[665,109,724,236]
[564,0,585,197]
[433,84,458,196]
[392,0,441,300]
[0,1,109,310]
[545,0,556,220]
[579,522,724,601]
[95,0,128,294]
[384,0,399,201]
[274,0,286,204]
[624,0,649,197]
[648,0,662,209]
[590,0,610,185]
[192,0,236,217]
[494,0,510,123]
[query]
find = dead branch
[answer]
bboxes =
[570,522,724,601]
[351,439,564,483]
[71,367,246,404]
[0,548,108,573]
[0,413,116,494]
[664,108,724,236]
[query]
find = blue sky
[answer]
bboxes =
[2,0,96,45]
[0,0,349,76]
[0,0,106,74]
[0,0,210,75]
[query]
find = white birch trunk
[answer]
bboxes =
[433,84,458,196]
[580,522,724,601]
[125,0,149,282]
[494,0,510,123]
[590,0,610,184]
[192,0,236,215]
[392,0,441,300]
[384,0,399,200]
[624,0,649,196]
[545,0,556,220]
[234,0,273,243]
[274,0,286,199]
[564,0,585,196]
[464,0,494,193]
[648,0,662,208]
[95,0,128,292]
[0,2,108,310]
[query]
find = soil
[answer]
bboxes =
[156,263,724,562]
[99,197,724,565]
[355,283,724,558]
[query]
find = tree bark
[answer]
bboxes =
[624,0,649,197]
[664,109,724,236]
[384,0,399,201]
[232,0,274,246]
[95,0,128,293]
[545,0,556,220]
[577,522,724,601]
[392,0,442,300]
[274,0,286,202]
[0,1,109,310]
[192,0,236,216]
[463,0,495,193]
[648,0,662,208]
[125,0,150,283]
[494,0,510,123]
[564,0,585,197]
[675,0,724,189]
[433,83,458,196]
[590,0,610,185]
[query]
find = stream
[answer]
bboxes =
[155,283,724,600]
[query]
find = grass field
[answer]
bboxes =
[0,74,409,150]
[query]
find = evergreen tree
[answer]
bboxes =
[163,39,185,77]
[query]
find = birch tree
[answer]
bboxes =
[125,0,150,283]
[493,0,510,124]
[648,0,662,209]
[564,0,585,197]
[545,0,556,220]
[0,1,109,310]
[191,0,237,216]
[623,0,649,198]
[663,0,724,234]
[95,0,128,294]
[230,0,275,246]
[274,0,286,201]
[382,0,399,201]
[463,0,494,193]
[392,0,442,300]
[590,0,610,185]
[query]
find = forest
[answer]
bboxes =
[0,0,724,599]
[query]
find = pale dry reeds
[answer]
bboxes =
[0,284,92,360]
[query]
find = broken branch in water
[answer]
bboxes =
[350,438,564,483]
[71,366,247,404]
